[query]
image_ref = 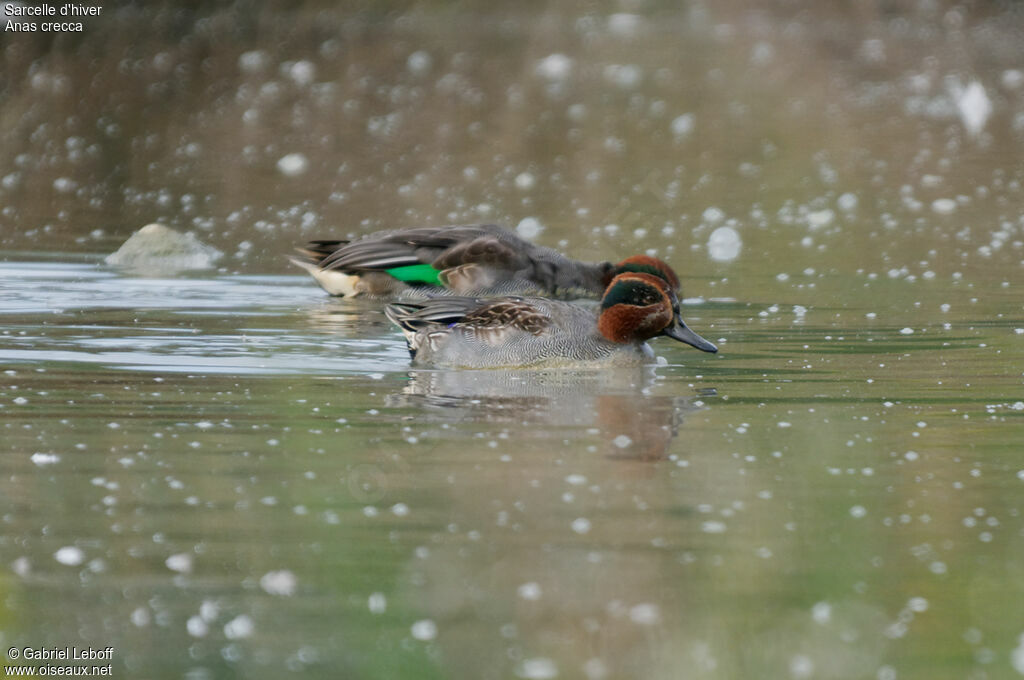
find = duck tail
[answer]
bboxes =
[385,303,426,357]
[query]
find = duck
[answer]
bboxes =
[384,271,718,368]
[291,223,680,299]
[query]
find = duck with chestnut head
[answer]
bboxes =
[384,272,717,368]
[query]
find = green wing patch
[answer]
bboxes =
[385,263,443,285]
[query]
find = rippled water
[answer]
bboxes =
[4,1,1024,678]
[3,256,1023,679]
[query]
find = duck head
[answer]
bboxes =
[607,255,681,293]
[597,272,718,353]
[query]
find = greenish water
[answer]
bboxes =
[3,1,1024,678]
[2,258,1023,679]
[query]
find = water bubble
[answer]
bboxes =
[54,546,84,566]
[671,114,695,137]
[571,518,592,534]
[224,615,254,639]
[368,592,387,614]
[165,553,193,573]
[535,54,573,81]
[517,582,542,601]
[516,217,544,239]
[838,193,858,211]
[515,658,558,679]
[514,172,536,191]
[953,80,992,136]
[707,227,741,262]
[411,619,437,641]
[186,616,208,638]
[277,153,309,177]
[260,570,297,596]
[407,51,433,75]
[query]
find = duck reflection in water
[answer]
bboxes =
[387,366,713,460]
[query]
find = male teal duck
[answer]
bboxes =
[291,223,680,299]
[384,271,718,368]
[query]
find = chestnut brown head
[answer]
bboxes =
[598,272,717,353]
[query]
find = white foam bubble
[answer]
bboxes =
[411,619,437,641]
[707,226,741,262]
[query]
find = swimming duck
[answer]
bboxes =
[291,223,680,299]
[384,271,718,368]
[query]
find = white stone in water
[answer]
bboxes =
[260,570,297,596]
[811,601,832,624]
[931,198,957,214]
[850,505,867,518]
[31,452,60,465]
[54,546,84,566]
[535,54,573,81]
[368,592,387,614]
[515,658,558,680]
[165,553,192,573]
[106,223,222,273]
[224,615,254,639]
[701,520,727,534]
[277,153,309,176]
[707,226,741,262]
[517,582,542,601]
[953,80,992,136]
[629,603,661,625]
[410,619,437,641]
[671,113,695,137]
[407,51,432,75]
[516,217,544,239]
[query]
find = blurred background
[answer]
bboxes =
[2,0,1023,284]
